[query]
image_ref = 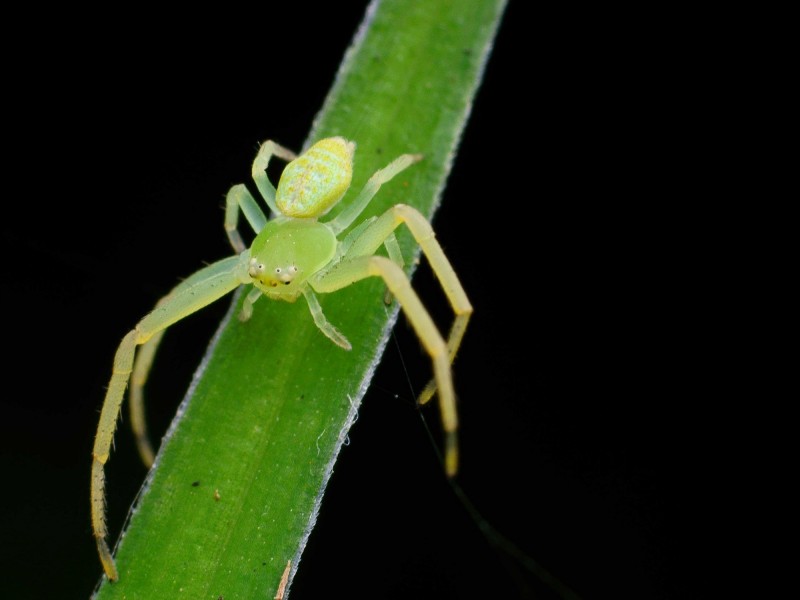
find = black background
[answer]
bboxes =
[0,2,720,599]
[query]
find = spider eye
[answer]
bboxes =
[275,268,282,273]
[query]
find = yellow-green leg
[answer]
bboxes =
[128,255,255,467]
[312,252,464,476]
[92,330,137,581]
[341,203,472,400]
[92,255,248,581]
[238,286,263,322]
[326,151,417,304]
[251,140,297,216]
[224,184,269,253]
[328,152,422,234]
[129,330,163,466]
[302,288,352,350]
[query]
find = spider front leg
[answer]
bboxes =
[341,204,472,403]
[224,184,268,253]
[92,255,249,581]
[131,182,273,465]
[312,205,472,475]
[328,151,419,303]
[251,139,297,216]
[128,257,252,466]
[225,139,297,252]
[128,328,164,466]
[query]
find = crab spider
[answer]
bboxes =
[91,137,472,581]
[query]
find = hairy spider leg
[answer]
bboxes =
[92,254,250,581]
[225,140,297,252]
[129,184,265,464]
[329,152,422,301]
[128,252,257,466]
[251,140,298,217]
[224,184,267,253]
[328,152,422,234]
[302,287,352,349]
[130,143,300,467]
[312,203,472,475]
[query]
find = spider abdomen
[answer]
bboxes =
[275,137,355,218]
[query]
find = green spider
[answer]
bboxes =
[91,137,472,581]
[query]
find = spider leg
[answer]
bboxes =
[92,255,249,581]
[382,231,404,304]
[224,184,269,253]
[129,258,254,466]
[238,286,263,322]
[327,152,423,235]
[339,203,472,403]
[129,329,163,466]
[251,140,298,216]
[326,150,419,303]
[303,288,351,350]
[312,252,463,476]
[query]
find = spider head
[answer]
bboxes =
[249,258,300,290]
[249,218,337,300]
